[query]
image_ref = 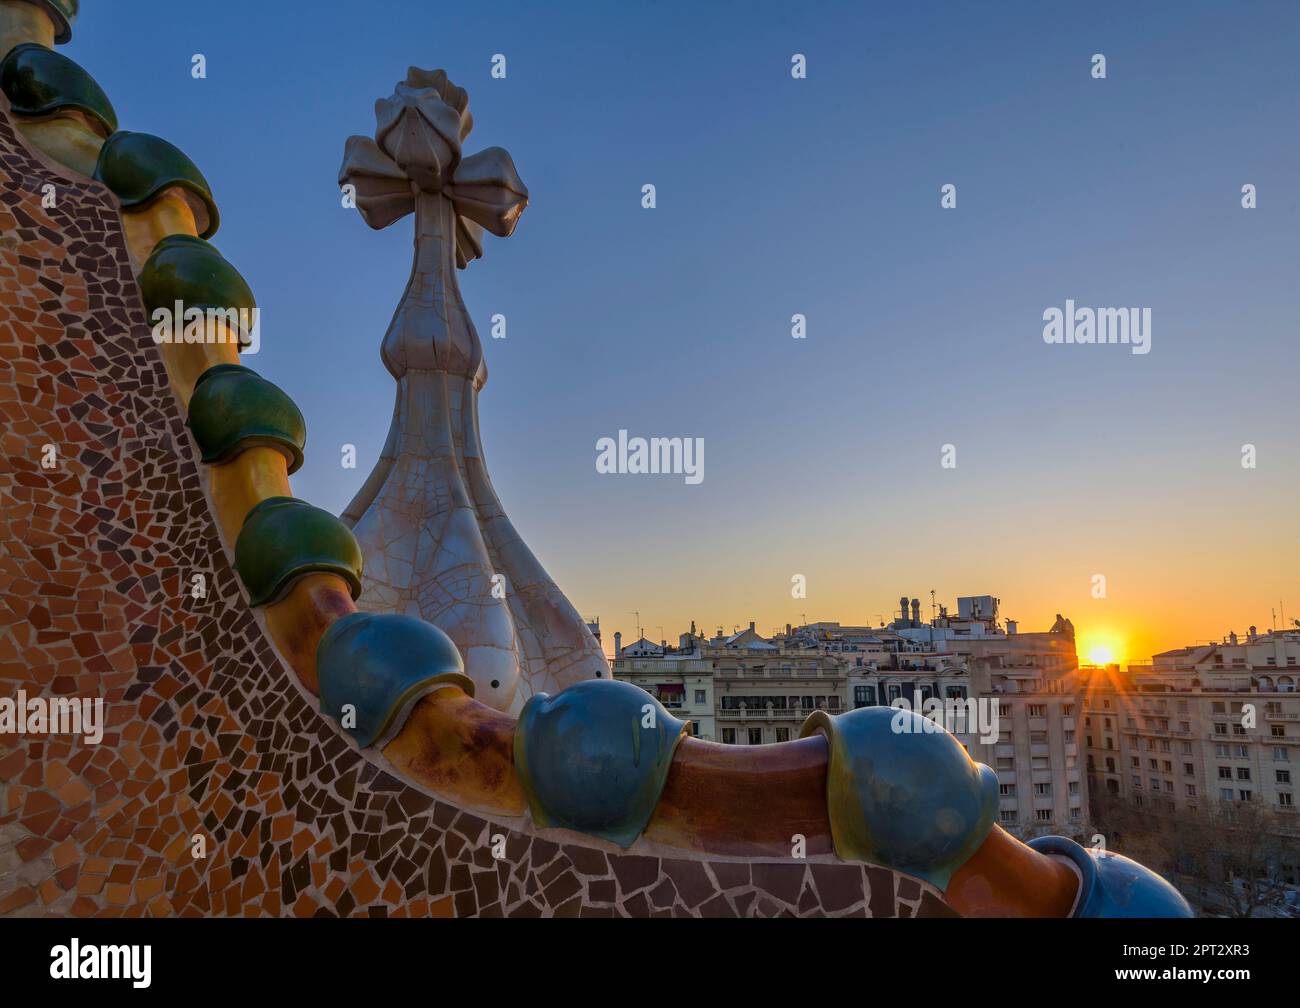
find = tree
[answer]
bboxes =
[1091,792,1297,917]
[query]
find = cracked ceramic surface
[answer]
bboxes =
[338,68,606,713]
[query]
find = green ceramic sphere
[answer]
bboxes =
[139,234,254,346]
[234,497,363,608]
[93,131,220,238]
[187,364,306,474]
[34,1,78,44]
[0,43,115,135]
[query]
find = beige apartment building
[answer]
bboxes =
[610,594,1089,841]
[824,595,1087,840]
[611,621,845,744]
[1084,626,1300,834]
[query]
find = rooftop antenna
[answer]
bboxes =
[656,625,664,643]
[930,589,937,622]
[629,611,641,639]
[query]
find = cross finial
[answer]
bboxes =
[338,67,527,267]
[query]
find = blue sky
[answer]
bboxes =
[68,1,1300,657]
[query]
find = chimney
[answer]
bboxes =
[1007,619,1018,635]
[786,623,792,635]
[748,621,756,632]
[1249,625,1257,643]
[614,631,622,658]
[911,598,921,624]
[900,596,910,625]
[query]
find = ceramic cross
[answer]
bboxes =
[338,68,607,712]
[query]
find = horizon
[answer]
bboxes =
[593,594,1300,667]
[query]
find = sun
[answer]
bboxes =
[1085,642,1117,665]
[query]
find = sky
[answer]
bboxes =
[67,1,1300,663]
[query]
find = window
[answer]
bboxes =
[1274,747,1290,762]
[1068,781,1079,794]
[1281,793,1295,808]
[1215,744,1230,757]
[1035,809,1052,822]
[1030,731,1048,744]
[1132,775,1142,787]
[1063,704,1074,717]
[1149,758,1159,771]
[1162,761,1172,773]
[1218,766,1232,779]
[1237,767,1251,781]
[1272,725,1286,738]
[1184,763,1194,776]
[1064,730,1075,743]
[747,727,762,745]
[1278,770,1292,784]
[1130,756,1140,768]
[999,810,1018,825]
[722,728,736,745]
[1034,782,1052,796]
[1069,807,1081,820]
[1186,784,1197,797]
[999,783,1015,796]
[996,757,1014,770]
[1219,787,1234,801]
[1214,723,1227,736]
[694,690,706,705]
[1164,780,1174,793]
[1238,790,1253,802]
[1029,704,1046,717]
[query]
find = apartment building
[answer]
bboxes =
[611,621,847,743]
[1084,625,1300,834]
[611,594,1088,840]
[814,594,1087,840]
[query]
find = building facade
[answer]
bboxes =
[1084,626,1300,833]
[610,594,1089,841]
[611,622,846,744]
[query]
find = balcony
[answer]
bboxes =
[717,707,834,721]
